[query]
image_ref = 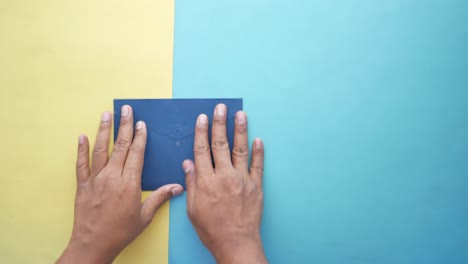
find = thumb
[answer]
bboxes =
[140,183,183,226]
[182,160,196,194]
[182,160,197,213]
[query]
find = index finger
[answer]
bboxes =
[123,121,147,185]
[194,114,214,176]
[108,105,134,174]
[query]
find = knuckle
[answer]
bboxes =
[99,122,111,131]
[221,175,243,192]
[194,144,210,155]
[93,145,107,154]
[136,129,147,139]
[253,148,264,157]
[119,117,131,125]
[245,182,256,194]
[232,146,249,158]
[250,164,264,175]
[212,139,229,151]
[236,124,247,134]
[78,145,88,154]
[115,138,131,149]
[129,142,143,152]
[252,183,263,196]
[214,116,226,125]
[197,176,215,193]
[156,191,171,203]
[196,124,208,133]
[246,183,263,202]
[78,148,88,154]
[76,161,88,170]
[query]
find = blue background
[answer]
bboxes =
[169,0,468,263]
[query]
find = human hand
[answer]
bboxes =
[183,104,267,264]
[58,106,183,264]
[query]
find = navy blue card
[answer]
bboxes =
[114,99,243,190]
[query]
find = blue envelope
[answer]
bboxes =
[114,99,243,190]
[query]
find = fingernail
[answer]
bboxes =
[79,135,85,144]
[122,105,130,117]
[198,114,208,125]
[216,104,226,116]
[101,112,111,122]
[182,160,194,174]
[236,112,246,124]
[255,138,262,149]
[171,186,183,196]
[136,121,144,130]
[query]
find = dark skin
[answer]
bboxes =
[57,104,267,264]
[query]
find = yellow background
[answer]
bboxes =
[0,0,174,263]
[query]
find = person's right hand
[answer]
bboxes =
[182,104,267,264]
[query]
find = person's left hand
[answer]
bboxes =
[57,105,183,264]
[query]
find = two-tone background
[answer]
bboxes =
[1,0,467,263]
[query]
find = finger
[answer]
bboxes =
[249,138,264,187]
[182,160,196,213]
[123,121,147,184]
[232,111,249,171]
[91,111,112,176]
[76,134,90,183]
[194,114,214,175]
[140,184,184,226]
[211,104,232,169]
[108,105,134,172]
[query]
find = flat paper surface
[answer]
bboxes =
[169,0,468,263]
[114,99,243,190]
[0,1,174,263]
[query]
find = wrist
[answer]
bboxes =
[210,233,267,264]
[57,237,116,264]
